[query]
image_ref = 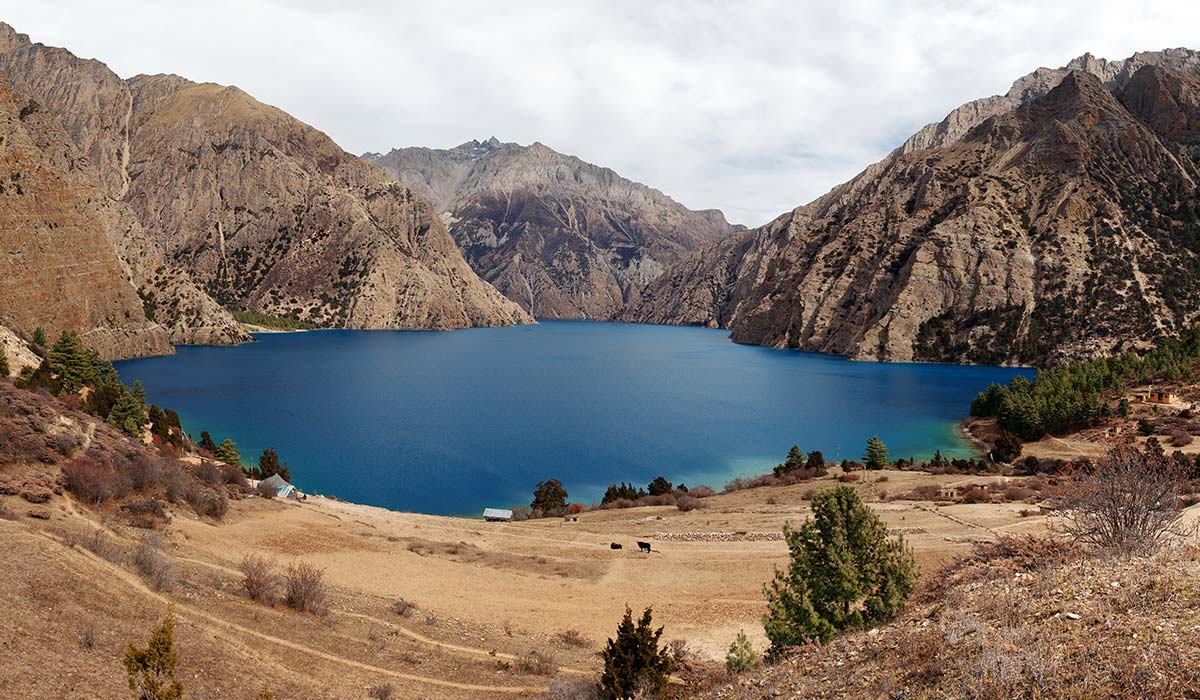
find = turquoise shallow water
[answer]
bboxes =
[114,321,1031,515]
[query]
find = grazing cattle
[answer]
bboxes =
[637,541,652,553]
[610,543,622,549]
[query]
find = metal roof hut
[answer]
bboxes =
[482,508,513,522]
[260,473,295,499]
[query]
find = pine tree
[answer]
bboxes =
[32,326,46,347]
[198,432,217,453]
[805,450,826,475]
[108,386,145,437]
[774,445,807,476]
[133,380,147,406]
[646,476,673,496]
[258,447,289,481]
[124,602,184,700]
[0,345,8,378]
[763,486,917,653]
[214,438,241,467]
[599,606,672,700]
[49,330,99,389]
[863,436,889,470]
[725,630,758,675]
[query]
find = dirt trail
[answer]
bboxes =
[36,528,547,695]
[160,549,592,677]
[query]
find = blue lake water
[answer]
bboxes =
[114,321,1031,515]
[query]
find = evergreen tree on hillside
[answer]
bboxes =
[32,326,45,347]
[805,450,826,475]
[198,432,217,453]
[107,386,145,437]
[647,476,673,496]
[531,479,568,514]
[599,606,672,700]
[863,436,889,470]
[258,447,291,482]
[214,438,241,467]
[124,603,183,700]
[774,445,807,476]
[763,486,917,652]
[49,330,99,389]
[0,345,8,378]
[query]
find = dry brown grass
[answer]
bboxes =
[691,544,1200,699]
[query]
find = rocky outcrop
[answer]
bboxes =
[0,325,42,377]
[0,83,171,360]
[0,23,529,350]
[364,139,737,319]
[624,50,1200,366]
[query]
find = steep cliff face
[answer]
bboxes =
[625,51,1200,365]
[0,23,529,347]
[0,84,171,359]
[365,139,737,319]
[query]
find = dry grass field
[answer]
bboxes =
[0,459,1054,699]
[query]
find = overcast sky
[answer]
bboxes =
[1,1,1197,226]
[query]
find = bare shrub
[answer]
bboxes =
[516,650,556,676]
[1170,430,1193,448]
[1003,485,1036,502]
[1057,442,1197,557]
[255,481,277,499]
[81,528,123,561]
[284,562,328,615]
[549,675,601,700]
[78,624,96,650]
[675,494,706,511]
[960,486,991,504]
[239,555,280,604]
[133,535,177,592]
[902,484,942,501]
[556,629,589,648]
[62,457,131,504]
[188,485,228,519]
[367,683,394,700]
[766,496,778,505]
[688,486,716,498]
[669,638,690,661]
[391,597,416,617]
[193,461,223,487]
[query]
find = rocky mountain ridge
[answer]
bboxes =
[623,49,1200,365]
[0,23,530,357]
[364,139,738,319]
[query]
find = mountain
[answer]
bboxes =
[364,139,738,319]
[0,80,171,359]
[623,49,1200,365]
[0,24,530,353]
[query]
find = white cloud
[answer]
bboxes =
[2,0,1197,226]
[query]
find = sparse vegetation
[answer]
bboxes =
[231,309,319,330]
[516,650,556,676]
[367,683,394,700]
[556,629,589,648]
[391,597,416,618]
[132,535,177,592]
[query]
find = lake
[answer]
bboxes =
[114,321,1031,515]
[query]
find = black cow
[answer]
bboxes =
[637,541,651,553]
[610,542,622,549]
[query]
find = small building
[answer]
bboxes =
[482,507,513,522]
[259,473,295,499]
[937,486,959,500]
[1144,388,1177,405]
